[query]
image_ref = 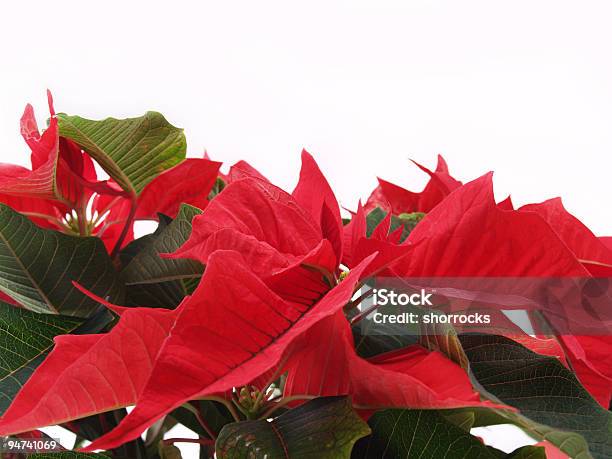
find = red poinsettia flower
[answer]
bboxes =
[0,152,498,452]
[0,92,221,254]
[383,172,612,407]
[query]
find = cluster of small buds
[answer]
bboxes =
[234,385,278,419]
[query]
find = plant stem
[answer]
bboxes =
[76,205,87,236]
[110,193,137,259]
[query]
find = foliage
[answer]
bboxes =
[0,93,609,458]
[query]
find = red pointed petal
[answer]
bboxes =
[0,306,178,436]
[0,98,59,200]
[342,201,367,268]
[365,156,461,214]
[292,150,343,262]
[497,195,514,210]
[83,251,376,451]
[520,198,612,274]
[170,178,322,264]
[395,174,587,277]
[284,311,501,411]
[136,159,221,220]
[0,189,62,229]
[227,160,269,183]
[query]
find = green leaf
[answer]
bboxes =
[461,334,607,458]
[171,401,234,440]
[120,212,194,309]
[63,408,147,459]
[119,214,173,267]
[207,177,226,200]
[122,204,203,286]
[215,396,370,459]
[507,445,547,459]
[353,300,468,369]
[352,409,504,459]
[57,111,186,195]
[0,204,124,316]
[0,302,84,415]
[352,321,417,358]
[28,453,110,458]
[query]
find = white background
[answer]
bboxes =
[2,0,610,455]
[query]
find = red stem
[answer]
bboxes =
[110,194,137,259]
[196,401,218,440]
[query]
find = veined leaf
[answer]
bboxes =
[122,204,203,285]
[0,302,83,415]
[462,334,608,459]
[352,409,503,459]
[0,305,178,437]
[216,397,370,459]
[0,204,124,316]
[57,111,186,195]
[120,214,188,309]
[170,401,233,440]
[352,321,417,358]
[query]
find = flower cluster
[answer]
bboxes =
[0,93,609,458]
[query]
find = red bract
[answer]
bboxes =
[387,173,612,407]
[0,92,60,202]
[81,251,376,451]
[0,93,220,254]
[393,173,587,277]
[365,154,461,214]
[283,310,503,412]
[0,302,179,436]
[171,152,411,285]
[1,95,610,458]
[519,198,612,407]
[135,158,221,220]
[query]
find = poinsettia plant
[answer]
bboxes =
[0,92,610,459]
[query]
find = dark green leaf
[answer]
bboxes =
[462,334,607,458]
[215,396,370,459]
[122,204,203,286]
[119,215,186,308]
[119,214,173,267]
[63,409,147,459]
[352,321,417,358]
[57,111,186,195]
[0,204,124,316]
[171,401,234,440]
[352,409,503,459]
[0,302,84,415]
